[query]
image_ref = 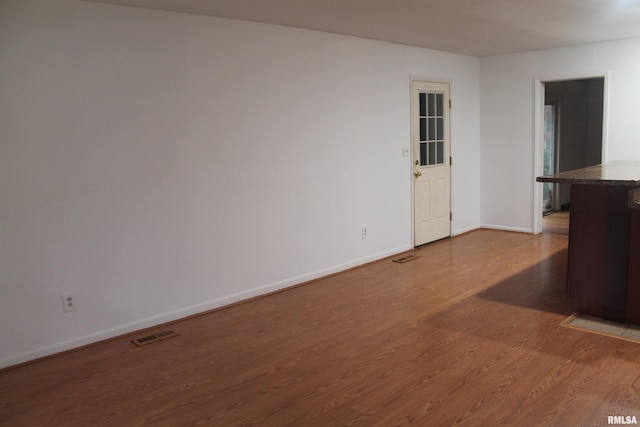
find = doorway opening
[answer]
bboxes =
[540,77,604,235]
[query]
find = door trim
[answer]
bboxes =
[409,76,452,247]
[410,78,452,247]
[532,71,610,234]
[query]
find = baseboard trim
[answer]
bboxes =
[480,224,533,234]
[452,225,481,236]
[0,244,412,370]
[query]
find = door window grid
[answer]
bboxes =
[418,92,444,166]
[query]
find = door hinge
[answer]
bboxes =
[450,212,452,221]
[450,157,452,166]
[449,99,452,109]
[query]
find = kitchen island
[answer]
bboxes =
[537,161,640,326]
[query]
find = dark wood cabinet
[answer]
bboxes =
[567,184,630,322]
[538,161,640,325]
[626,209,640,325]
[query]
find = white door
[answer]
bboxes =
[412,81,451,246]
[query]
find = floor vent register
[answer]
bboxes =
[393,254,419,264]
[132,330,180,347]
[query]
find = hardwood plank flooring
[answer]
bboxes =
[2,230,640,426]
[542,211,570,235]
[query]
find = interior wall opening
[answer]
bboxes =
[541,77,604,235]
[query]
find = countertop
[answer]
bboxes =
[536,161,640,186]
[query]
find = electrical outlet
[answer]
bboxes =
[361,225,368,239]
[402,147,410,157]
[61,291,77,313]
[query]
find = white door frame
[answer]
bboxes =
[410,77,452,246]
[532,72,610,234]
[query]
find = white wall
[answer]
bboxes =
[0,0,481,368]
[480,39,640,232]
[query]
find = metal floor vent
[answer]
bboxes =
[132,329,180,347]
[393,254,419,263]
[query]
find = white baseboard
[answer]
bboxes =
[0,245,412,369]
[452,225,481,236]
[480,224,533,234]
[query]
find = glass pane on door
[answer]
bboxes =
[418,91,445,166]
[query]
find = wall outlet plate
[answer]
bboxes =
[61,291,77,313]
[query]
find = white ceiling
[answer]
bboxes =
[90,0,640,56]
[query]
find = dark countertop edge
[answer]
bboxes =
[536,176,640,186]
[536,161,640,186]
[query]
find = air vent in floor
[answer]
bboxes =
[393,254,419,263]
[132,329,180,347]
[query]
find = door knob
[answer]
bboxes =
[414,170,422,177]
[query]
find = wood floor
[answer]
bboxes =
[542,211,570,235]
[2,230,640,426]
